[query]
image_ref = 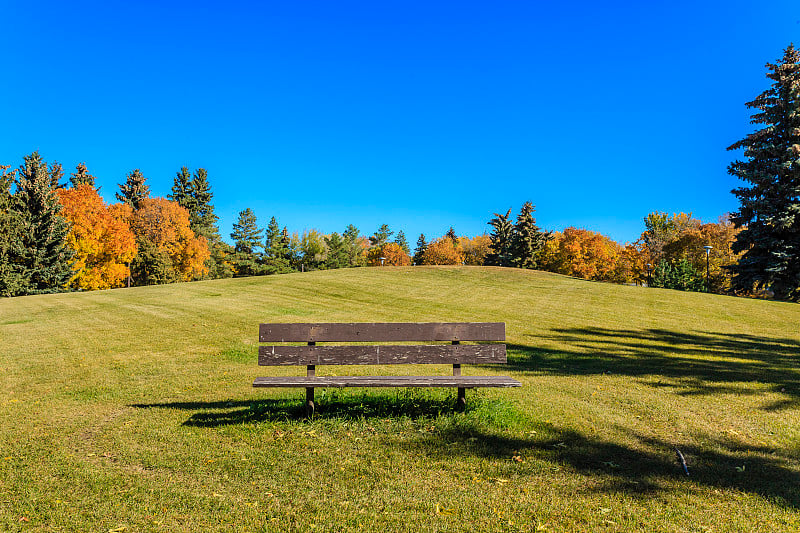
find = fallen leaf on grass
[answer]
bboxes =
[602,461,620,468]
[551,442,567,449]
[108,527,126,533]
[19,517,29,523]
[435,503,454,516]
[735,465,746,472]
[492,478,510,485]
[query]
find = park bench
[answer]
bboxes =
[253,322,521,416]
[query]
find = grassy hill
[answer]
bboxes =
[1,266,799,532]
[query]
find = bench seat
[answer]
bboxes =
[253,375,521,388]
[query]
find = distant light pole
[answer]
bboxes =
[703,246,713,292]
[646,263,652,287]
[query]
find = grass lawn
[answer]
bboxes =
[1,266,799,532]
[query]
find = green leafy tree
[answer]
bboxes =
[116,169,150,209]
[485,208,513,266]
[230,208,264,276]
[70,163,97,188]
[0,165,24,296]
[12,151,74,294]
[510,201,549,269]
[412,233,427,265]
[394,230,410,254]
[651,258,703,292]
[728,44,800,300]
[300,229,328,270]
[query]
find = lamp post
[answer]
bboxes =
[703,246,713,292]
[646,263,652,287]
[380,257,386,266]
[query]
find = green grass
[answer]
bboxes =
[1,266,799,532]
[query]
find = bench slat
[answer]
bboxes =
[258,344,506,366]
[259,322,504,342]
[253,376,521,388]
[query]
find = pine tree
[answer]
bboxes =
[264,216,282,258]
[445,227,458,243]
[413,234,427,265]
[116,169,150,209]
[394,230,410,254]
[510,201,549,269]
[369,224,393,247]
[230,208,264,276]
[728,44,800,300]
[70,163,97,188]
[13,152,75,294]
[0,165,24,296]
[485,208,514,267]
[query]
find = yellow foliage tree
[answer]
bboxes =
[127,197,210,282]
[366,242,411,266]
[541,227,623,282]
[56,184,137,290]
[459,234,492,265]
[421,237,464,265]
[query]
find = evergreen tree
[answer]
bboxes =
[412,233,427,265]
[116,169,150,209]
[230,208,264,276]
[728,44,800,300]
[264,216,282,257]
[510,201,549,269]
[49,161,65,189]
[651,258,703,292]
[394,230,410,255]
[189,168,218,239]
[324,232,348,269]
[12,152,74,294]
[70,163,97,188]
[445,227,457,243]
[0,166,24,296]
[369,223,393,247]
[168,167,195,213]
[343,224,366,267]
[485,208,514,267]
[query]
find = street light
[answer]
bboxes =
[380,257,386,266]
[703,246,713,292]
[646,263,652,287]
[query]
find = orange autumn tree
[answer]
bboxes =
[56,184,137,290]
[127,197,210,284]
[541,227,624,282]
[366,242,411,266]
[421,236,464,265]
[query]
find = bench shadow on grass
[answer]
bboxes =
[131,392,460,427]
[502,327,800,409]
[401,422,800,508]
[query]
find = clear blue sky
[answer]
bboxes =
[2,1,798,244]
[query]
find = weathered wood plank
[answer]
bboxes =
[252,375,521,388]
[259,322,505,342]
[258,344,507,366]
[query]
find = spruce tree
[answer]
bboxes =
[485,208,514,267]
[70,163,97,188]
[116,169,150,209]
[413,233,427,265]
[13,152,74,294]
[445,227,457,243]
[0,166,24,296]
[394,230,410,254]
[168,167,195,213]
[728,44,800,300]
[510,201,549,269]
[49,161,65,189]
[230,208,264,276]
[324,232,348,269]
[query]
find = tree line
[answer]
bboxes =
[2,45,799,300]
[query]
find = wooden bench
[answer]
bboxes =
[253,322,521,415]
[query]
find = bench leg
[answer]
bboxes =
[456,387,466,412]
[305,387,315,417]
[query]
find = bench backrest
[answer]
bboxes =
[258,322,506,366]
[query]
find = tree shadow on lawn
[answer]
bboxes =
[401,421,800,508]
[502,327,800,407]
[131,392,462,427]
